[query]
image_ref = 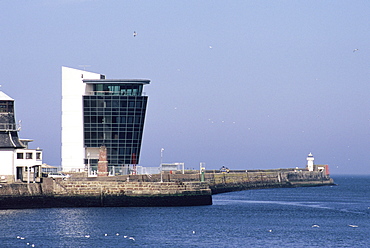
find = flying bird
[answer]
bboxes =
[133,31,137,37]
[353,49,359,52]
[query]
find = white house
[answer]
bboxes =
[0,91,43,183]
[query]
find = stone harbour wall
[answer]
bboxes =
[208,171,334,194]
[53,180,211,197]
[0,178,212,209]
[0,170,334,209]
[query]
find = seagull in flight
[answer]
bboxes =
[133,31,137,37]
[353,48,359,52]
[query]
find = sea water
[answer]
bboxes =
[0,175,369,247]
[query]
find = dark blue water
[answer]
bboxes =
[1,175,369,247]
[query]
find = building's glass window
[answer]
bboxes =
[0,101,14,113]
[93,84,143,96]
[83,93,148,167]
[26,153,33,159]
[84,116,90,123]
[36,152,42,160]
[17,153,24,159]
[84,99,91,107]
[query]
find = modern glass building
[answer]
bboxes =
[61,67,150,175]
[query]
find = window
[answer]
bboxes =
[0,101,14,113]
[17,153,24,159]
[26,153,33,159]
[84,132,90,139]
[127,132,132,139]
[84,99,91,107]
[97,99,104,107]
[133,132,139,139]
[36,152,42,160]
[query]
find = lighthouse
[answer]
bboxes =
[0,90,43,183]
[0,91,24,149]
[307,153,314,171]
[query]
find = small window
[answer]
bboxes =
[17,153,24,159]
[26,153,33,159]
[133,132,139,139]
[112,132,119,139]
[36,152,41,160]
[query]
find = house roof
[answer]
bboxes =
[0,132,25,148]
[0,91,14,101]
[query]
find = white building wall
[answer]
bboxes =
[0,150,14,175]
[61,66,102,172]
[13,149,43,168]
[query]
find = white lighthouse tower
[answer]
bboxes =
[307,153,314,171]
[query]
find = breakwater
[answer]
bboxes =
[208,170,334,194]
[0,170,334,209]
[0,179,212,209]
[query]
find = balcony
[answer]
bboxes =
[0,123,18,131]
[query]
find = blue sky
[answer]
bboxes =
[1,1,369,174]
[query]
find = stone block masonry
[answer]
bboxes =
[207,170,334,194]
[118,169,333,194]
[54,180,210,197]
[0,178,212,209]
[0,169,334,209]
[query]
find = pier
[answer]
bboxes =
[0,169,334,209]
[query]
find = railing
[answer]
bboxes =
[0,123,18,131]
[85,91,147,96]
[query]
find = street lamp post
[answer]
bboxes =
[160,148,164,182]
